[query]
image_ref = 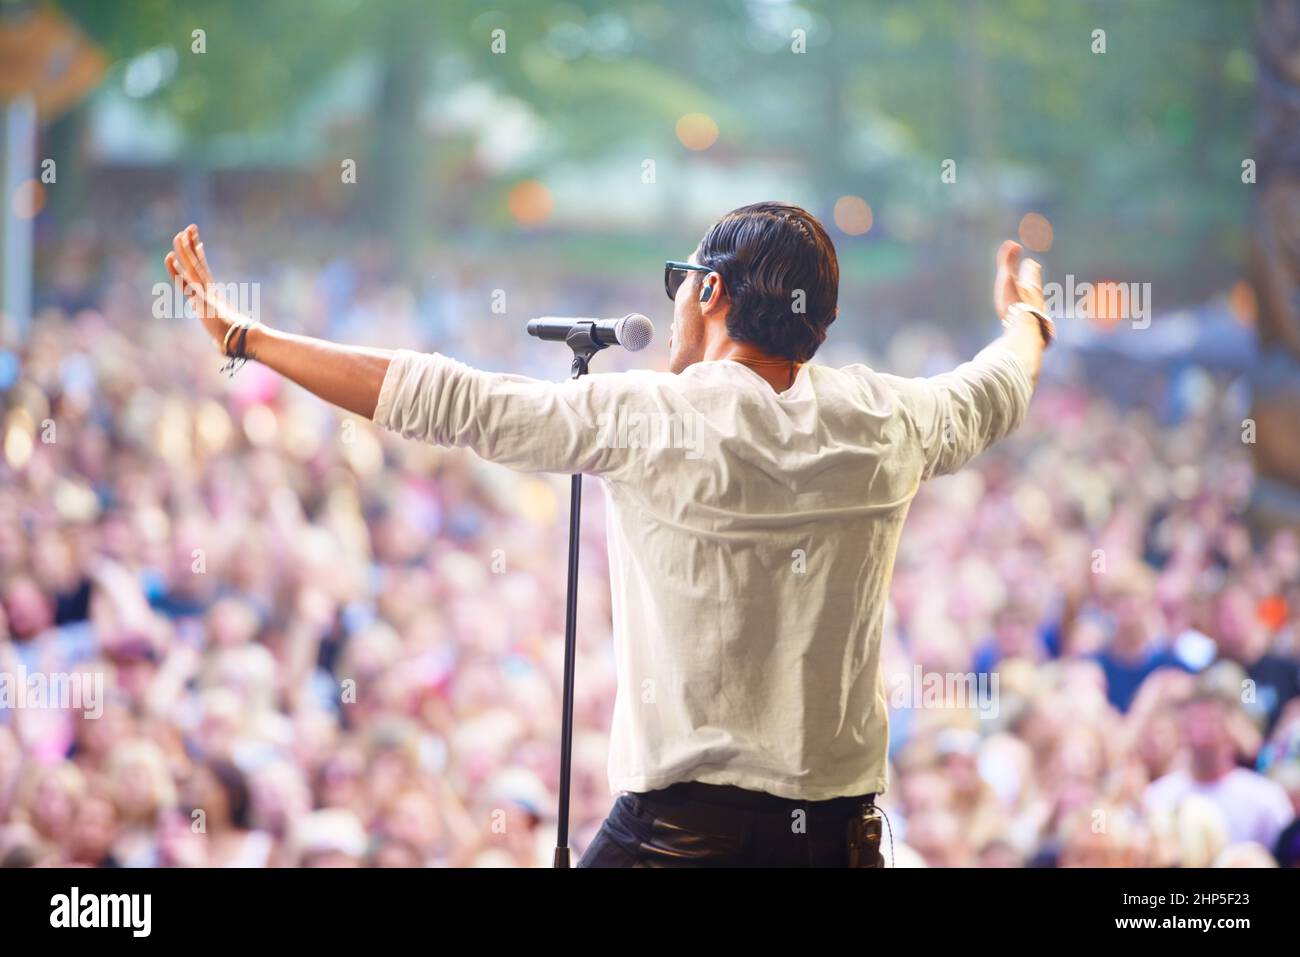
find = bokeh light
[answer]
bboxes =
[507,180,553,226]
[11,180,45,220]
[1086,280,1126,329]
[833,195,873,235]
[1018,212,1054,252]
[675,112,719,151]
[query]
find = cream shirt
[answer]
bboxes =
[373,342,1033,800]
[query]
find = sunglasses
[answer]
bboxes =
[664,260,713,301]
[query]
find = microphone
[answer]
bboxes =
[527,314,654,352]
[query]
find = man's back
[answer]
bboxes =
[373,343,1033,799]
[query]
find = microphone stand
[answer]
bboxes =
[553,322,607,868]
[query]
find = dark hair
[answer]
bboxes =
[209,760,252,829]
[697,201,839,361]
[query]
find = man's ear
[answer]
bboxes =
[700,272,727,312]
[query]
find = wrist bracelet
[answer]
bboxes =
[222,321,240,357]
[1006,303,1055,346]
[219,321,261,377]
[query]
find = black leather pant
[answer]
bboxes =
[578,781,878,868]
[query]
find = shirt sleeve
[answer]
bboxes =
[877,341,1034,480]
[372,349,634,476]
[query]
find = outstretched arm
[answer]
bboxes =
[875,240,1053,479]
[166,224,637,477]
[165,225,391,418]
[245,327,392,420]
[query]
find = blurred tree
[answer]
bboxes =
[46,0,1255,301]
[1247,0,1300,532]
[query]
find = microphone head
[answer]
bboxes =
[615,313,654,352]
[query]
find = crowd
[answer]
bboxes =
[0,219,1297,867]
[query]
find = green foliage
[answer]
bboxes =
[50,0,1257,293]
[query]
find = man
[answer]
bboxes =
[165,202,1052,867]
[1092,563,1193,713]
[1144,690,1294,851]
